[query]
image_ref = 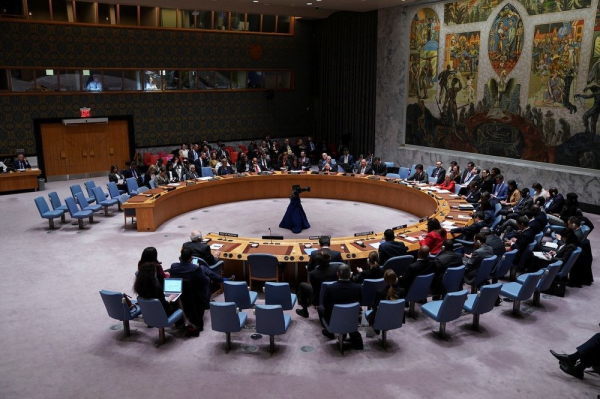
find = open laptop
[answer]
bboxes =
[163,278,182,302]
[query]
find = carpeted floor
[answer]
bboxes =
[0,176,599,399]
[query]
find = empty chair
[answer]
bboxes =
[409,163,417,175]
[223,281,258,310]
[74,192,103,217]
[255,305,291,353]
[382,255,413,277]
[247,254,279,290]
[70,184,95,204]
[210,302,248,351]
[264,282,297,310]
[366,299,404,348]
[125,177,140,195]
[491,249,517,283]
[454,184,462,195]
[422,290,468,338]
[64,197,93,229]
[48,192,68,223]
[425,165,435,178]
[517,261,562,306]
[386,173,400,179]
[580,225,591,240]
[319,281,336,306]
[201,167,214,177]
[556,247,582,280]
[34,197,65,230]
[322,303,361,354]
[84,180,102,201]
[462,283,503,330]
[107,182,129,211]
[99,289,142,337]
[137,185,149,194]
[136,297,183,345]
[405,273,435,318]
[399,167,410,180]
[361,278,386,307]
[91,186,118,216]
[500,269,545,315]
[443,265,466,294]
[510,241,536,281]
[193,256,225,276]
[466,255,497,293]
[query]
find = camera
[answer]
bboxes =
[291,185,311,198]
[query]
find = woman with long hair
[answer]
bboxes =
[353,251,384,284]
[367,269,405,332]
[420,218,447,255]
[138,247,169,286]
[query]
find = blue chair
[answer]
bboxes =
[491,249,518,283]
[422,290,468,338]
[125,177,140,195]
[223,281,258,310]
[210,302,248,351]
[322,302,361,354]
[255,304,291,353]
[466,255,497,293]
[361,278,386,307]
[425,165,435,178]
[92,186,118,216]
[247,254,279,290]
[580,225,591,240]
[201,167,214,177]
[319,281,336,306]
[107,182,129,211]
[384,161,394,169]
[556,247,582,280]
[443,265,466,294]
[405,273,435,318]
[99,289,142,338]
[75,192,103,216]
[64,197,93,229]
[136,297,183,345]
[510,241,536,281]
[149,179,156,189]
[264,282,297,310]
[48,192,68,223]
[366,299,404,348]
[533,231,544,250]
[399,167,410,180]
[462,283,502,330]
[386,173,400,179]
[382,255,413,277]
[490,215,503,231]
[70,184,95,204]
[454,184,462,195]
[34,197,65,230]
[409,163,417,175]
[84,180,102,201]
[193,256,225,277]
[517,261,562,306]
[500,269,545,315]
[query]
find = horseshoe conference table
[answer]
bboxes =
[122,172,474,280]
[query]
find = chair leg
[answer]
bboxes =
[104,206,109,216]
[337,334,344,355]
[512,300,521,315]
[471,284,477,294]
[270,335,275,353]
[381,330,387,349]
[123,320,131,337]
[60,214,66,223]
[472,314,480,331]
[509,266,516,281]
[90,215,94,223]
[118,203,122,212]
[533,291,541,307]
[78,219,84,230]
[48,218,55,230]
[439,322,446,338]
[158,327,165,345]
[226,332,231,352]
[409,302,416,318]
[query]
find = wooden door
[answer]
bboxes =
[40,123,68,176]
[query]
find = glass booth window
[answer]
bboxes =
[144,71,161,90]
[52,0,73,22]
[98,3,116,24]
[195,11,212,29]
[119,5,137,25]
[75,1,96,23]
[247,14,261,32]
[247,71,263,88]
[160,8,177,28]
[123,71,142,91]
[60,70,82,91]
[231,71,247,89]
[199,71,216,89]
[277,16,291,33]
[140,6,156,27]
[262,15,276,33]
[27,0,51,21]
[214,71,231,89]
[35,69,58,91]
[181,71,197,90]
[278,71,292,89]
[214,12,229,30]
[102,70,123,91]
[162,70,180,90]
[231,12,245,31]
[10,70,35,92]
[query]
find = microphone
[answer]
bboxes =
[269,228,273,244]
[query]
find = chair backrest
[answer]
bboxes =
[492,249,517,278]
[149,179,156,189]
[410,164,417,174]
[223,281,253,309]
[494,202,502,216]
[125,177,139,195]
[469,283,502,315]
[137,186,149,194]
[399,167,410,180]
[34,197,51,216]
[454,184,462,195]
[580,225,591,240]
[534,232,544,249]
[384,161,394,169]
[515,269,545,301]
[92,186,108,202]
[107,182,120,198]
[265,282,293,309]
[405,273,435,302]
[255,305,287,335]
[210,302,244,333]
[516,241,537,269]
[386,173,400,179]
[201,167,214,177]
[557,247,582,278]
[70,184,85,200]
[84,181,97,198]
[537,261,562,292]
[437,290,469,322]
[99,290,134,321]
[383,255,413,277]
[361,278,386,306]
[490,215,503,231]
[328,303,360,334]
[64,197,80,216]
[75,192,91,210]
[247,254,279,279]
[425,166,435,177]
[48,192,63,210]
[136,297,169,327]
[443,265,466,293]
[372,299,405,331]
[319,281,335,306]
[474,255,497,287]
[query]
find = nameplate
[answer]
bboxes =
[354,231,374,237]
[392,225,407,230]
[419,217,428,222]
[219,232,239,237]
[308,235,329,240]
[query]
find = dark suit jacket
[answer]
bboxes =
[398,259,434,292]
[258,159,272,171]
[306,247,343,271]
[408,171,427,182]
[308,265,339,306]
[513,196,533,213]
[122,167,141,181]
[338,154,354,166]
[486,234,506,257]
[431,167,446,185]
[479,178,494,195]
[464,244,494,280]
[352,266,384,284]
[465,189,482,204]
[322,280,362,323]
[512,227,536,264]
[378,240,408,265]
[369,284,405,323]
[169,261,211,304]
[13,159,31,169]
[546,194,565,214]
[217,165,234,176]
[433,251,463,275]
[366,163,387,176]
[299,157,311,170]
[182,241,216,265]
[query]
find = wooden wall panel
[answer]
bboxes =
[107,120,130,170]
[40,123,68,176]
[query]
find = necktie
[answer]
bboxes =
[263,160,266,168]
[132,169,137,179]
[255,165,259,173]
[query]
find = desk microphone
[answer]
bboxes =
[269,228,273,244]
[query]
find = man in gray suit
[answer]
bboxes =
[463,232,494,283]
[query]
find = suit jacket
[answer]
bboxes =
[433,250,464,275]
[322,280,362,323]
[465,189,482,204]
[306,247,343,271]
[352,266,384,284]
[398,259,435,292]
[464,244,494,280]
[182,241,216,265]
[217,165,234,176]
[485,234,506,257]
[408,171,427,182]
[123,167,141,181]
[378,240,408,265]
[169,261,211,304]
[308,264,339,307]
[512,227,536,264]
[299,157,311,170]
[366,163,387,176]
[258,158,272,171]
[431,167,446,185]
[338,154,354,166]
[545,194,565,214]
[492,182,508,201]
[14,159,31,169]
[513,196,533,213]
[479,178,494,195]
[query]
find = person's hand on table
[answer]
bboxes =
[214,250,221,257]
[356,267,363,274]
[555,234,562,241]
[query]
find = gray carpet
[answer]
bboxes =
[1,176,599,399]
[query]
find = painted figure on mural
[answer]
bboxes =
[489,4,524,76]
[563,69,577,114]
[445,77,463,125]
[409,8,440,102]
[518,0,591,16]
[575,86,600,141]
[444,0,496,25]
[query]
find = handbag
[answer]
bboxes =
[543,280,565,298]
[122,293,137,309]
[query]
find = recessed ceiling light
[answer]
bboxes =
[253,1,258,2]
[307,2,312,4]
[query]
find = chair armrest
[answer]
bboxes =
[210,260,224,276]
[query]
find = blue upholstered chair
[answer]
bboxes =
[193,256,225,277]
[510,241,536,281]
[319,281,335,306]
[462,283,502,330]
[70,184,95,204]
[490,215,503,231]
[99,289,142,338]
[556,247,582,280]
[533,231,544,250]
[149,179,156,189]
[322,302,361,354]
[201,167,214,177]
[405,273,435,318]
[107,182,129,211]
[264,282,297,310]
[422,289,468,338]
[491,249,517,283]
[125,177,140,195]
[136,297,183,345]
[382,255,413,277]
[210,302,248,351]
[75,192,103,216]
[84,180,103,201]
[223,281,258,310]
[425,165,435,178]
[500,269,545,315]
[384,161,394,169]
[92,186,118,216]
[399,167,410,180]
[47,192,68,223]
[386,173,400,179]
[517,261,562,306]
[580,225,591,240]
[64,197,93,229]
[454,184,462,195]
[247,254,280,290]
[34,197,65,230]
[361,278,386,307]
[366,299,404,348]
[466,255,497,293]
[255,304,291,353]
[443,265,466,294]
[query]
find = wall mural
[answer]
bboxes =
[444,0,500,25]
[409,8,440,102]
[588,4,600,87]
[517,0,592,16]
[443,32,480,105]
[488,4,524,76]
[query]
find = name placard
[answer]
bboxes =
[419,217,428,222]
[392,224,407,230]
[354,231,374,237]
[308,235,330,240]
[219,232,239,237]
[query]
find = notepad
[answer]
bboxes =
[437,189,451,194]
[305,248,317,255]
[400,236,418,242]
[369,242,381,249]
[210,244,224,250]
[458,215,471,219]
[533,251,551,260]
[544,242,558,249]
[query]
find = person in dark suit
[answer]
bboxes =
[296,250,339,318]
[217,159,234,176]
[182,230,217,265]
[338,148,354,173]
[408,164,427,182]
[398,246,435,292]
[122,161,142,185]
[306,236,342,271]
[13,153,31,170]
[478,169,494,195]
[318,263,363,349]
[353,251,384,284]
[366,157,387,176]
[480,227,506,258]
[258,152,272,172]
[462,181,481,204]
[507,216,536,267]
[378,229,408,265]
[463,233,494,283]
[298,151,311,171]
[451,211,488,241]
[545,187,565,215]
[551,331,600,379]
[431,161,446,185]
[432,240,463,295]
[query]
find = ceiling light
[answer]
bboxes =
[307,2,312,4]
[253,1,258,2]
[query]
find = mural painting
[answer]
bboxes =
[408,8,440,102]
[444,0,500,25]
[443,32,480,105]
[587,4,600,87]
[488,4,524,76]
[517,0,592,16]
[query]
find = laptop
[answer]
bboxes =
[163,278,182,302]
